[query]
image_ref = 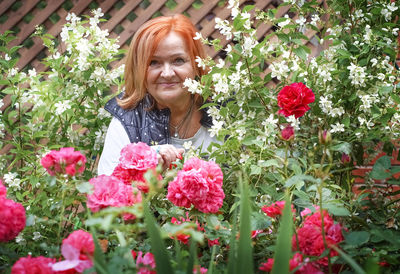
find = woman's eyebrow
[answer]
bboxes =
[152,52,188,59]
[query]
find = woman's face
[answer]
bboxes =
[146,31,195,109]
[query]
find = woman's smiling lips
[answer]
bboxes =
[158,82,179,88]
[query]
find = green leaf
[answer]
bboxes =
[370,156,391,180]
[344,231,370,246]
[143,201,173,274]
[285,175,318,188]
[76,181,93,194]
[293,46,308,61]
[250,165,262,175]
[91,228,109,274]
[236,177,254,273]
[272,194,293,274]
[331,246,365,274]
[227,207,238,274]
[324,204,350,216]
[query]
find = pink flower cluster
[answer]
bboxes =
[167,157,224,213]
[0,180,26,242]
[52,230,95,273]
[41,147,86,177]
[292,210,344,268]
[87,175,142,220]
[261,201,295,218]
[132,250,156,274]
[260,205,344,273]
[170,214,205,245]
[11,256,59,274]
[112,142,159,193]
[12,230,94,273]
[259,253,323,274]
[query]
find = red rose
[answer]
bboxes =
[12,256,56,274]
[281,125,295,141]
[277,82,315,118]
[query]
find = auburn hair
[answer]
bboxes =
[118,14,207,109]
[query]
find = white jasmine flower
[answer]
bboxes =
[215,59,225,69]
[347,62,366,86]
[195,56,206,70]
[3,172,21,190]
[392,28,399,36]
[15,233,26,244]
[33,232,41,241]
[28,68,37,77]
[330,122,345,133]
[278,15,291,28]
[295,15,306,26]
[54,100,71,115]
[0,122,5,138]
[370,58,378,67]
[287,115,300,130]
[183,141,193,150]
[363,25,372,42]
[183,78,202,95]
[4,54,10,61]
[92,8,104,19]
[215,18,233,40]
[193,32,203,40]
[209,120,224,137]
[239,152,250,163]
[225,44,232,53]
[8,68,18,77]
[310,14,319,27]
[330,107,345,117]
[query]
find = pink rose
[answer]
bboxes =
[193,266,208,274]
[87,175,141,220]
[167,180,192,208]
[0,198,26,242]
[300,205,320,217]
[12,256,56,274]
[168,157,224,213]
[277,82,315,118]
[262,201,295,218]
[0,180,7,198]
[52,230,94,273]
[293,210,344,268]
[281,125,295,141]
[119,142,158,170]
[135,251,156,274]
[259,253,323,273]
[41,147,86,176]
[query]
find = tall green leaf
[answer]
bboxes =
[90,228,109,274]
[236,177,254,273]
[143,201,174,274]
[186,238,197,274]
[272,195,293,274]
[331,246,365,274]
[226,206,238,274]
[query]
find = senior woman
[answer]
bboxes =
[98,14,217,175]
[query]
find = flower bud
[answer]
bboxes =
[318,130,331,145]
[341,153,351,164]
[281,125,294,141]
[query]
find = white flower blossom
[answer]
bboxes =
[0,122,4,138]
[195,56,206,70]
[33,232,41,241]
[215,18,233,40]
[330,122,345,133]
[4,54,10,61]
[183,141,194,150]
[310,14,320,27]
[209,120,224,137]
[287,115,300,130]
[347,62,366,86]
[15,233,26,245]
[54,100,71,115]
[193,32,203,40]
[3,172,21,190]
[239,152,250,163]
[183,78,202,95]
[278,15,291,28]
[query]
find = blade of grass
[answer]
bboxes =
[143,201,174,274]
[331,245,366,274]
[271,194,293,274]
[236,175,254,273]
[186,238,197,274]
[226,205,238,274]
[90,228,109,274]
[208,245,217,274]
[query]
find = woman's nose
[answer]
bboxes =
[160,63,174,78]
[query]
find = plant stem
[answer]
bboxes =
[58,181,67,244]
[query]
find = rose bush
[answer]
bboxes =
[0,0,400,273]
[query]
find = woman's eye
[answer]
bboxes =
[174,58,185,65]
[149,60,158,66]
